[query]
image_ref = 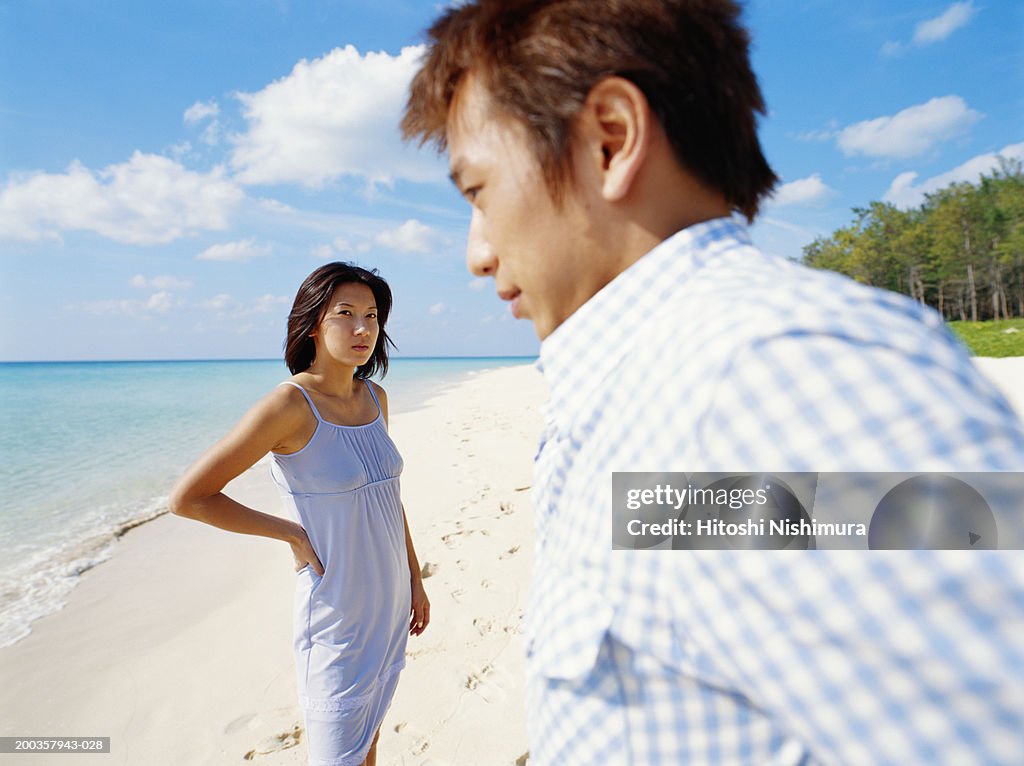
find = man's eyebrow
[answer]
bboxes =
[448,159,464,190]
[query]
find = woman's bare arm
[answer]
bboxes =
[169,384,324,574]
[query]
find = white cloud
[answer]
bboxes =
[880,40,905,58]
[204,293,234,311]
[794,127,837,143]
[253,294,290,314]
[468,277,489,291]
[72,298,137,315]
[374,219,440,254]
[230,44,444,187]
[257,197,295,214]
[882,2,976,57]
[310,236,356,261]
[0,152,243,244]
[913,1,975,46]
[144,291,174,313]
[428,302,446,316]
[130,274,193,290]
[883,142,1024,209]
[197,238,271,262]
[836,96,981,159]
[71,291,178,316]
[201,292,289,317]
[184,101,219,123]
[184,102,221,145]
[168,140,192,159]
[768,174,836,207]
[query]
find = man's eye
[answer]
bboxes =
[465,186,481,203]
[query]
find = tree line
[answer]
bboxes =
[802,158,1024,321]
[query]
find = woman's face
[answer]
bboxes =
[311,282,380,369]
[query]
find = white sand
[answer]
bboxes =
[974,356,1024,418]
[1,357,1020,766]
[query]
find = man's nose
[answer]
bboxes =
[466,208,496,277]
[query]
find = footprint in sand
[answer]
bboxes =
[464,663,510,703]
[480,578,494,589]
[473,617,495,636]
[441,531,463,548]
[443,529,490,548]
[515,752,530,765]
[499,545,521,560]
[450,588,467,603]
[243,724,303,760]
[465,664,492,690]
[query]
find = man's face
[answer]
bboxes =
[446,75,602,340]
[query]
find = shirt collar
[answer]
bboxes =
[538,216,751,427]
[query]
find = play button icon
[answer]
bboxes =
[868,475,998,550]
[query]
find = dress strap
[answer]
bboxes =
[364,379,382,418]
[279,381,324,422]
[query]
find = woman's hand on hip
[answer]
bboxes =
[290,525,324,576]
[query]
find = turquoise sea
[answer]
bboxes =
[0,357,533,647]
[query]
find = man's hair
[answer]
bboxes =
[284,262,396,378]
[402,0,778,221]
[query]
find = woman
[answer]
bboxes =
[170,262,429,766]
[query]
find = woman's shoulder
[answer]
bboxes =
[253,379,316,423]
[364,379,389,424]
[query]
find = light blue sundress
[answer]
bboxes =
[270,380,410,766]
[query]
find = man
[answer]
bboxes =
[402,1,1024,763]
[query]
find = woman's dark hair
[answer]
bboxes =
[402,0,778,221]
[284,262,396,378]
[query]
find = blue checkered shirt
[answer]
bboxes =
[526,217,1024,765]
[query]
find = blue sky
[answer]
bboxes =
[1,0,1021,361]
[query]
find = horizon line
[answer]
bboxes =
[0,354,539,365]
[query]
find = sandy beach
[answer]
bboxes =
[1,357,1022,766]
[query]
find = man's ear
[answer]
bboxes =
[576,76,651,202]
